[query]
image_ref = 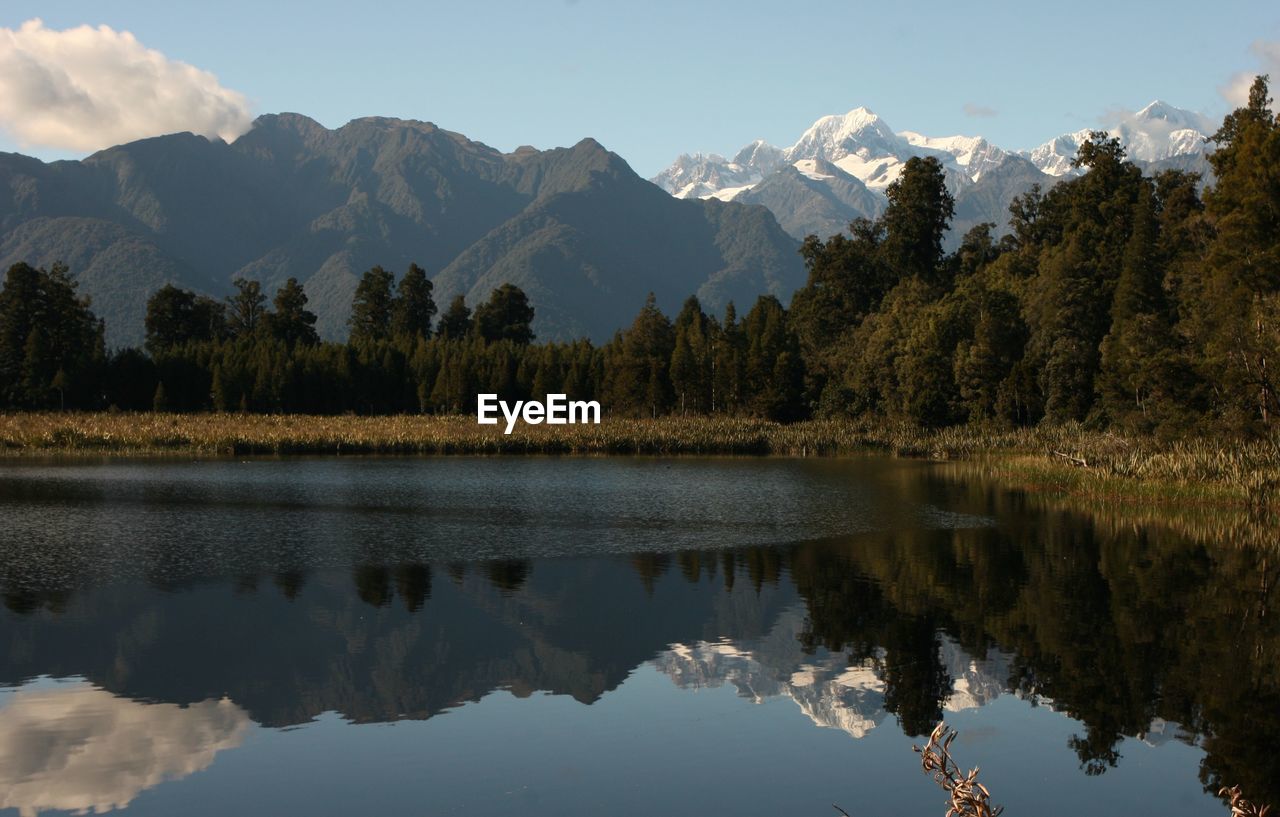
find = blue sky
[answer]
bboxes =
[2,0,1278,177]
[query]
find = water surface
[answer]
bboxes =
[0,456,1274,816]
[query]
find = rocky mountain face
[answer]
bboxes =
[0,115,804,347]
[652,100,1216,246]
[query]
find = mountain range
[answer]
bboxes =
[0,101,1218,347]
[652,100,1217,246]
[0,115,803,347]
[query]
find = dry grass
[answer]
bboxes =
[1,413,1276,510]
[0,413,867,456]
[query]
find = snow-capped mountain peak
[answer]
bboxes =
[793,106,893,146]
[785,107,899,169]
[898,132,1009,181]
[649,97,1217,240]
[1134,100,1214,133]
[1022,100,1214,176]
[652,140,784,200]
[650,151,758,199]
[732,138,785,172]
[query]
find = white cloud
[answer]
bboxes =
[0,18,253,153]
[1221,40,1280,110]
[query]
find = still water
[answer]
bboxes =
[0,456,1274,816]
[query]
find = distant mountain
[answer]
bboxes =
[650,139,785,201]
[653,106,1028,244]
[652,100,1216,245]
[0,115,804,347]
[951,155,1053,241]
[1021,100,1215,176]
[735,159,885,240]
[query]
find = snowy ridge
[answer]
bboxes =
[652,99,1216,199]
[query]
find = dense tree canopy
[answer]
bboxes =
[0,262,104,409]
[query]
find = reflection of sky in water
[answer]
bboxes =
[0,681,248,817]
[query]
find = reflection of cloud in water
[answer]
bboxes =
[0,681,250,817]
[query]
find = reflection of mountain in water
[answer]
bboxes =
[0,458,1278,809]
[0,558,794,729]
[654,606,1011,739]
[0,682,249,817]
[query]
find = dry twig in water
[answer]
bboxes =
[913,722,1003,817]
[1221,786,1271,817]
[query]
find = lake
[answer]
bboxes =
[0,456,1275,816]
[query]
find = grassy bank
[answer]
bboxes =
[2,412,1277,509]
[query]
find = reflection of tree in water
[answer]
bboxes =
[788,541,956,737]
[879,615,951,737]
[654,549,784,595]
[353,563,436,609]
[273,570,306,600]
[446,562,467,585]
[677,551,712,583]
[354,564,393,607]
[484,559,529,595]
[394,564,431,611]
[640,510,1280,807]
[631,553,671,595]
[2,587,71,616]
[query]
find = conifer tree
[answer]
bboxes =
[1098,183,1182,429]
[1200,75,1280,427]
[227,278,268,338]
[144,285,225,354]
[712,302,744,414]
[436,295,473,339]
[880,156,955,287]
[270,278,319,347]
[474,284,535,344]
[741,295,803,420]
[152,381,169,412]
[613,293,674,416]
[0,262,104,408]
[671,296,711,413]
[349,266,395,344]
[391,263,437,339]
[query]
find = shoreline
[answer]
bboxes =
[2,412,1277,511]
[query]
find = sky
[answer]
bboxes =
[1,0,1278,178]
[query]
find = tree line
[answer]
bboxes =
[1,77,1277,433]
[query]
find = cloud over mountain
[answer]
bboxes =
[0,19,252,152]
[1221,40,1280,111]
